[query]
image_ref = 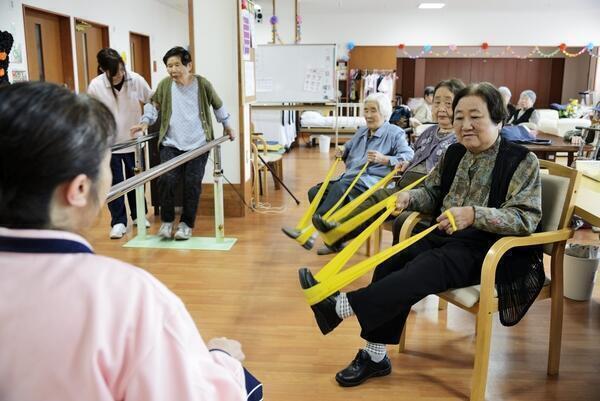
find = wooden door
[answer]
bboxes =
[23,6,74,89]
[129,32,151,86]
[75,19,109,93]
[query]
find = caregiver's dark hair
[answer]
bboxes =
[452,82,508,125]
[0,81,116,228]
[97,47,125,98]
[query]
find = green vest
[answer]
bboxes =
[151,74,223,146]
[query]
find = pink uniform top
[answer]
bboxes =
[0,227,247,401]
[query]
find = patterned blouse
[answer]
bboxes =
[407,125,457,174]
[408,136,542,235]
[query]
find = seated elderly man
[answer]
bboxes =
[507,89,540,125]
[283,93,413,249]
[312,78,466,255]
[299,82,544,387]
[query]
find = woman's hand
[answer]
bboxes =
[130,123,148,137]
[334,145,345,158]
[571,136,584,146]
[436,206,475,235]
[367,150,389,165]
[395,192,411,211]
[207,337,245,361]
[224,126,236,140]
[395,160,410,172]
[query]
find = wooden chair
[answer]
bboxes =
[395,160,581,401]
[250,132,283,206]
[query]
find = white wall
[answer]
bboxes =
[0,0,188,89]
[254,1,600,57]
[194,0,242,183]
[254,0,295,45]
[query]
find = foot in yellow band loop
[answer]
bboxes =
[281,226,301,239]
[299,268,341,335]
[282,227,316,250]
[312,214,339,233]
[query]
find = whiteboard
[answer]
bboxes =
[255,44,336,103]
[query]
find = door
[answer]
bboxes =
[129,32,151,86]
[23,6,74,89]
[75,19,109,93]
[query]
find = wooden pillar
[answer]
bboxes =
[188,0,195,73]
[271,0,276,44]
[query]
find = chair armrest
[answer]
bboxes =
[252,133,268,155]
[398,212,426,241]
[478,228,573,306]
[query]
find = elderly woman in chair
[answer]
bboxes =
[299,82,545,387]
[312,78,466,254]
[283,93,414,248]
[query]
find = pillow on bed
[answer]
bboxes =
[301,111,324,120]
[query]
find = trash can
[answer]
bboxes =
[318,135,331,153]
[564,244,600,301]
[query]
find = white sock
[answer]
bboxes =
[365,342,387,362]
[335,292,354,319]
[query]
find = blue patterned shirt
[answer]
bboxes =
[342,122,414,187]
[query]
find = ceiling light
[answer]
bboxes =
[418,3,445,9]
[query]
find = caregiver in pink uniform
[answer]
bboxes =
[0,82,261,401]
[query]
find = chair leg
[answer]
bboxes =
[260,168,268,197]
[272,160,282,190]
[398,325,406,353]
[470,309,493,401]
[365,236,372,257]
[252,162,260,207]
[373,225,382,254]
[438,298,448,310]
[548,259,564,375]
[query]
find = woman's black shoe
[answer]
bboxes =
[335,349,391,387]
[298,268,342,335]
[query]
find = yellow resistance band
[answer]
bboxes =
[322,162,370,220]
[327,167,401,223]
[304,209,457,306]
[319,174,429,246]
[294,158,341,231]
[294,166,399,245]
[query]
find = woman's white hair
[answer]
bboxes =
[498,86,511,100]
[364,93,392,121]
[520,89,537,104]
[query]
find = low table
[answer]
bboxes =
[525,132,593,165]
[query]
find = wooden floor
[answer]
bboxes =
[85,146,600,401]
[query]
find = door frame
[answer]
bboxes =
[22,4,75,90]
[74,17,109,92]
[129,30,152,86]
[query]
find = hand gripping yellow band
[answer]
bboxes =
[294,158,341,231]
[304,209,457,305]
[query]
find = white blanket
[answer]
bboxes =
[301,111,366,128]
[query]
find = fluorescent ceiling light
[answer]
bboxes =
[419,3,445,9]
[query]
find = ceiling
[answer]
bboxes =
[154,0,600,15]
[297,0,600,12]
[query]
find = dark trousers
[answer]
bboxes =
[330,187,395,246]
[158,146,209,228]
[107,152,147,227]
[346,230,495,344]
[308,176,369,217]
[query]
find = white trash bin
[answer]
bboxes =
[564,244,600,301]
[318,135,331,153]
